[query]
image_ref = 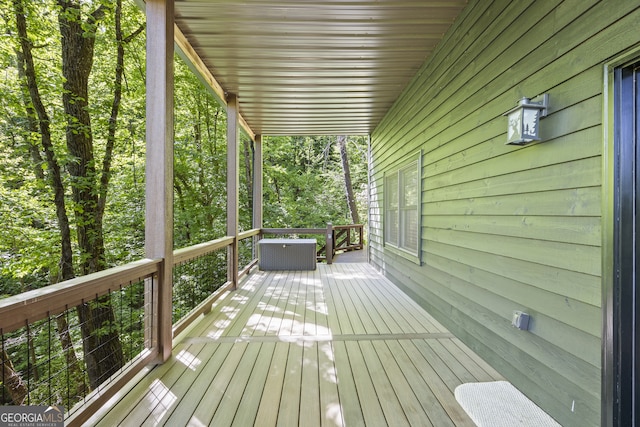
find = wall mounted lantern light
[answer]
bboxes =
[504,94,549,145]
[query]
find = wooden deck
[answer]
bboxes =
[88,263,503,426]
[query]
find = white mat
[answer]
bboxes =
[454,381,562,427]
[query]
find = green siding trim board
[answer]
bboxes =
[425,214,601,247]
[369,0,640,426]
[424,155,602,204]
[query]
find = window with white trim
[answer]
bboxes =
[384,154,421,259]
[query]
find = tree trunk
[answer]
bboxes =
[337,135,360,224]
[14,52,44,181]
[28,331,38,381]
[1,350,27,405]
[58,0,107,275]
[13,0,87,398]
[55,315,87,399]
[57,0,123,388]
[76,301,125,389]
[14,0,74,282]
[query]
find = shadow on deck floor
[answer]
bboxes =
[87,263,504,426]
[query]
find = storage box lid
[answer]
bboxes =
[259,238,317,245]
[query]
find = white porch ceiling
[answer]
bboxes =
[174,0,467,136]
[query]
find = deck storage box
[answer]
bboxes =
[258,238,317,270]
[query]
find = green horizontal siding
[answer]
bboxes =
[369,0,640,426]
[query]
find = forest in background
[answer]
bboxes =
[0,0,367,407]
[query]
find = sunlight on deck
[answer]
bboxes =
[89,263,504,426]
[143,380,177,424]
[175,349,202,371]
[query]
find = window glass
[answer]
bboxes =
[385,173,399,245]
[384,155,420,258]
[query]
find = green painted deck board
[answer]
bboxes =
[231,341,277,427]
[331,340,364,426]
[344,340,388,427]
[398,340,478,426]
[318,341,344,426]
[209,342,264,426]
[371,340,434,427]
[299,343,321,427]
[385,340,456,427]
[254,342,289,426]
[276,342,303,426]
[359,340,411,426]
[189,342,249,425]
[321,265,353,335]
[94,263,505,426]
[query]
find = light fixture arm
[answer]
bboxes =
[506,94,549,118]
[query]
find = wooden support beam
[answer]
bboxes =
[253,134,263,230]
[326,222,334,264]
[227,94,240,289]
[145,0,174,363]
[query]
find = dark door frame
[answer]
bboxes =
[603,58,639,427]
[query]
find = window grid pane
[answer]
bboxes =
[400,208,418,252]
[385,157,420,257]
[399,162,418,253]
[385,173,399,245]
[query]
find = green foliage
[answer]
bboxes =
[0,0,369,411]
[263,135,368,229]
[173,57,229,247]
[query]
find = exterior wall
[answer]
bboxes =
[369,1,640,426]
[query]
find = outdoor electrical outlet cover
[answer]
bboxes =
[512,311,530,331]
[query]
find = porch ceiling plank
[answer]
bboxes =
[173,0,468,135]
[93,263,501,426]
[174,26,256,140]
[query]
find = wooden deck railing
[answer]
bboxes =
[332,224,364,253]
[0,225,360,425]
[0,259,162,422]
[261,223,363,264]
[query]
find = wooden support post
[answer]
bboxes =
[253,135,263,259]
[326,222,333,264]
[227,94,239,289]
[145,0,174,363]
